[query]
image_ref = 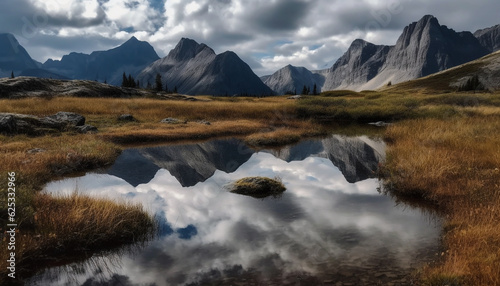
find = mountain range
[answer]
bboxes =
[264,15,495,93]
[1,14,500,95]
[42,37,160,86]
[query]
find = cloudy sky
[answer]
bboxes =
[1,0,499,76]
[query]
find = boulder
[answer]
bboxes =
[228,177,286,199]
[118,114,136,121]
[0,114,16,135]
[46,111,85,126]
[0,112,89,136]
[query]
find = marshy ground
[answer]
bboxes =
[1,89,499,285]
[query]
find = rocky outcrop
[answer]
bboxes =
[474,24,500,52]
[42,37,160,86]
[0,76,150,98]
[137,38,274,96]
[0,112,96,135]
[118,114,136,122]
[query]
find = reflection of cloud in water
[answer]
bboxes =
[34,147,440,286]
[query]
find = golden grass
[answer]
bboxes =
[0,134,157,281]
[383,117,500,285]
[2,91,500,283]
[0,96,296,122]
[0,193,154,279]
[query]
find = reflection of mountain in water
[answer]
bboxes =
[269,135,385,183]
[108,135,385,187]
[110,139,253,187]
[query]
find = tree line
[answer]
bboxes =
[121,72,178,93]
[285,83,319,95]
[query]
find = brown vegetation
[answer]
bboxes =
[2,89,500,284]
[383,117,500,285]
[0,134,156,281]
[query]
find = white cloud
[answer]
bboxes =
[2,0,500,75]
[103,0,163,31]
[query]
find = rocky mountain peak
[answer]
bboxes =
[474,24,500,52]
[138,38,272,96]
[168,38,215,62]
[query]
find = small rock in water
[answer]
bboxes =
[229,176,286,199]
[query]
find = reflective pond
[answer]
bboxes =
[28,135,441,286]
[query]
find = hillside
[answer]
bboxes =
[0,76,150,98]
[382,50,500,92]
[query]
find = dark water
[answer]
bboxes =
[29,135,441,286]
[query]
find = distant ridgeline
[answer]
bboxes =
[1,15,499,96]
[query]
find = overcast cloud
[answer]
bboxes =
[1,0,499,75]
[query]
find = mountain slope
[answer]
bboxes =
[474,24,500,52]
[361,15,489,90]
[42,37,160,85]
[0,33,38,77]
[383,50,500,92]
[322,39,391,90]
[137,38,273,96]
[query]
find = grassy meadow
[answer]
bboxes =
[0,88,499,284]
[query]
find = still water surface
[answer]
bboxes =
[29,135,440,285]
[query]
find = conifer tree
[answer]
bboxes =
[155,73,163,91]
[313,83,317,95]
[121,72,128,87]
[301,85,307,95]
[128,74,136,88]
[10,71,14,79]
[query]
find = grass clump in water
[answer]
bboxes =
[229,176,286,199]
